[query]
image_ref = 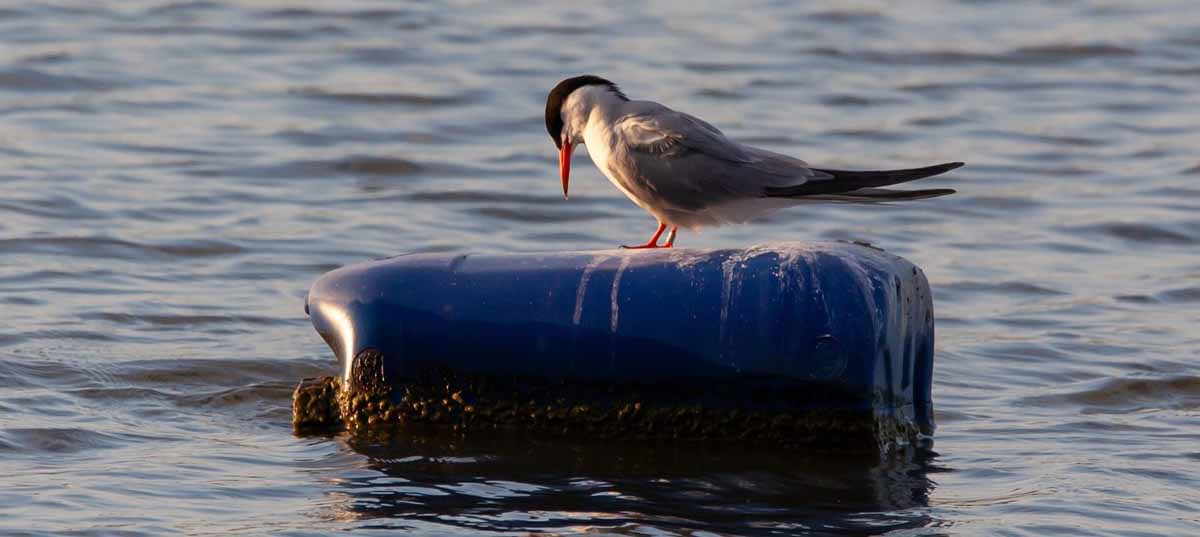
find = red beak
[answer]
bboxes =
[559,140,573,200]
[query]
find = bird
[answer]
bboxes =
[544,75,963,249]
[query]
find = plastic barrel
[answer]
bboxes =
[303,242,936,446]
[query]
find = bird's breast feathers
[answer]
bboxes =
[581,121,654,212]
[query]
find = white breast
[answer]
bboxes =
[582,121,654,215]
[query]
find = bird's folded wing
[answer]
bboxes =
[614,106,828,207]
[615,107,753,163]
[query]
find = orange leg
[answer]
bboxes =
[663,226,677,248]
[621,223,666,249]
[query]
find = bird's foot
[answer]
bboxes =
[619,225,677,249]
[621,223,669,249]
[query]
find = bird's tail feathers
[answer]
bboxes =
[765,161,963,198]
[799,187,957,203]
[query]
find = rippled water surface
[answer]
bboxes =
[3,1,1199,535]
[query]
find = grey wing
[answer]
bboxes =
[613,103,830,210]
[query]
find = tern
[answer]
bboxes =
[544,75,963,249]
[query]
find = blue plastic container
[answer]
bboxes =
[305,242,936,442]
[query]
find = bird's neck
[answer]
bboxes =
[562,86,627,143]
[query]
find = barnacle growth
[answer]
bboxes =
[293,351,918,450]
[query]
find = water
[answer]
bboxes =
[2,1,1198,534]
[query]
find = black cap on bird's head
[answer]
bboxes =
[544,75,624,149]
[544,75,625,199]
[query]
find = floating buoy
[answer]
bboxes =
[297,242,936,449]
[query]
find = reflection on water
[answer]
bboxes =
[2,0,1199,535]
[329,433,939,535]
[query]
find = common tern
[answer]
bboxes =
[544,75,963,249]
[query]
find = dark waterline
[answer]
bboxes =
[2,1,1199,535]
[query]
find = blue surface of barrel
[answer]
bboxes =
[305,242,936,436]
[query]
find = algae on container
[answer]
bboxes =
[296,242,936,450]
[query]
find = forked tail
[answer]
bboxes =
[765,162,963,200]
